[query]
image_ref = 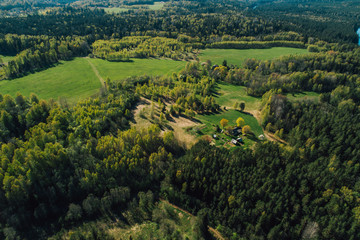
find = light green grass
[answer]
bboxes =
[0,54,15,63]
[103,7,130,13]
[0,58,101,104]
[286,91,320,102]
[199,47,309,66]
[0,57,186,103]
[197,110,263,136]
[103,2,164,13]
[89,58,186,81]
[148,2,165,10]
[215,82,261,111]
[215,82,320,111]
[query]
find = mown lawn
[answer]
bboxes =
[199,47,309,66]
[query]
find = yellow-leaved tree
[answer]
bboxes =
[236,117,245,127]
[220,118,229,129]
[242,125,252,135]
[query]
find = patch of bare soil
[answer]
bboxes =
[132,98,199,148]
[166,115,199,148]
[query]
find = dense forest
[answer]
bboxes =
[0,0,360,239]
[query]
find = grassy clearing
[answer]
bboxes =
[108,201,197,240]
[215,82,261,111]
[148,2,165,10]
[199,47,309,66]
[131,98,197,148]
[0,54,15,63]
[0,57,185,103]
[286,91,320,102]
[0,58,101,104]
[215,82,320,111]
[103,2,164,13]
[103,7,130,13]
[51,200,199,240]
[194,109,264,148]
[89,58,186,82]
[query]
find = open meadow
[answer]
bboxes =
[103,1,165,13]
[0,57,186,103]
[199,47,309,66]
[88,58,185,82]
[215,82,261,110]
[0,58,101,104]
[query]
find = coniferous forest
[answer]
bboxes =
[0,0,360,239]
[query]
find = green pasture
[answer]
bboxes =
[199,47,309,66]
[0,58,101,104]
[215,82,261,111]
[0,57,186,103]
[89,58,185,81]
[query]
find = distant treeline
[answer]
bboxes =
[92,36,196,61]
[206,40,305,49]
[0,35,90,79]
[0,33,309,80]
[218,43,360,96]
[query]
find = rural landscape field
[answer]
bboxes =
[0,0,360,239]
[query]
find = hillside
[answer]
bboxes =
[0,0,360,239]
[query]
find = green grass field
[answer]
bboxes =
[199,47,309,66]
[89,58,185,81]
[215,82,320,111]
[103,2,164,13]
[148,2,165,10]
[0,58,101,104]
[0,54,15,63]
[215,82,261,111]
[103,7,130,13]
[0,57,186,103]
[196,110,263,137]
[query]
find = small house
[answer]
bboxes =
[236,138,244,144]
[258,134,265,140]
[231,139,238,145]
[232,127,242,136]
[213,134,218,139]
